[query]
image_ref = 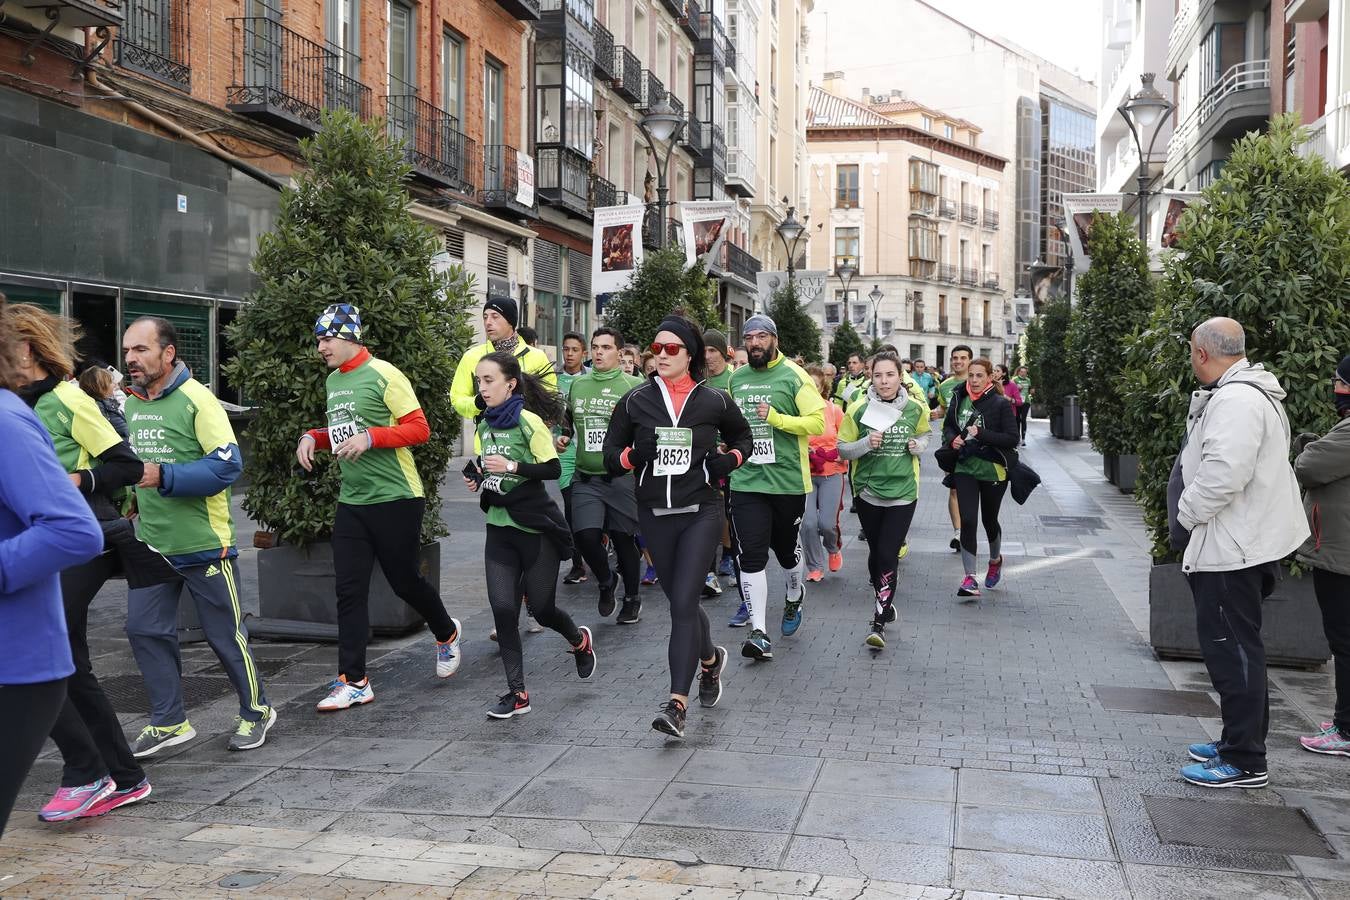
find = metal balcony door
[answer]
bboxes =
[244,0,283,101]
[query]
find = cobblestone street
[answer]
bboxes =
[3,422,1348,899]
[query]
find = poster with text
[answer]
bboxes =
[591,204,646,295]
[678,201,735,271]
[1150,191,1203,260]
[515,153,535,209]
[755,271,829,312]
[1062,193,1125,270]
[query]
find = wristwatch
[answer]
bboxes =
[508,460,518,474]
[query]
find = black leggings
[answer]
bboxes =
[574,528,642,596]
[50,554,146,789]
[640,503,720,696]
[854,498,917,619]
[1016,405,1030,440]
[485,525,582,693]
[561,485,586,569]
[1,677,67,836]
[334,498,456,682]
[953,474,1008,572]
[1314,568,1350,736]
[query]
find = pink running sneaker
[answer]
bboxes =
[985,557,1003,589]
[957,575,981,598]
[38,776,115,822]
[1300,725,1350,757]
[81,779,153,818]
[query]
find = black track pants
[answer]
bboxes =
[485,525,581,693]
[640,503,720,695]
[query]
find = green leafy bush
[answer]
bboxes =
[767,282,824,362]
[1066,213,1156,456]
[1025,296,1076,415]
[601,248,723,346]
[828,319,865,368]
[224,109,474,546]
[1123,115,1350,557]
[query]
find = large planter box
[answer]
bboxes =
[1148,561,1331,669]
[1050,412,1063,438]
[257,541,439,636]
[1029,403,1048,419]
[1104,453,1118,483]
[1116,454,1139,493]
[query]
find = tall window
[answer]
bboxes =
[388,1,414,91]
[834,227,859,271]
[442,30,464,121]
[326,0,359,72]
[836,164,859,207]
[484,57,504,146]
[908,220,937,261]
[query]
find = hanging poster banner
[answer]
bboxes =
[591,204,646,295]
[515,153,535,208]
[1062,193,1125,270]
[755,271,830,312]
[678,201,735,271]
[1150,191,1203,259]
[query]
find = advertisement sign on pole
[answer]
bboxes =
[591,204,646,295]
[515,153,535,208]
[678,201,735,272]
[1062,193,1125,271]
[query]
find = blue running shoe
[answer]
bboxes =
[741,629,773,660]
[729,600,750,627]
[1187,741,1220,762]
[781,592,804,636]
[1180,757,1267,788]
[717,555,736,578]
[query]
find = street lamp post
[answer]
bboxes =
[868,284,884,341]
[638,100,687,250]
[775,199,808,291]
[835,257,857,330]
[1115,73,1175,245]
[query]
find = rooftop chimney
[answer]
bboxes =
[822,70,845,96]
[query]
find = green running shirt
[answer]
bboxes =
[705,368,733,393]
[477,409,557,532]
[839,394,931,502]
[565,367,643,475]
[937,376,964,412]
[325,355,424,505]
[34,380,121,474]
[556,367,586,489]
[127,377,238,556]
[729,354,826,495]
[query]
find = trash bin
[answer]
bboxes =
[1060,395,1084,441]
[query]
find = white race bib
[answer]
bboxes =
[329,418,363,446]
[749,423,776,465]
[584,419,607,452]
[653,427,694,477]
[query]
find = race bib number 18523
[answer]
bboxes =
[653,427,693,477]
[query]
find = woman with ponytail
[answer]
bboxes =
[464,352,596,719]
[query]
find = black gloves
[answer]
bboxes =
[705,450,739,480]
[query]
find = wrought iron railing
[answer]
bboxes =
[960,267,979,285]
[593,21,615,81]
[386,79,473,190]
[983,273,999,289]
[939,198,956,219]
[697,12,726,65]
[494,0,542,19]
[938,264,957,283]
[939,315,950,332]
[961,317,972,334]
[613,45,641,102]
[536,147,590,214]
[481,144,536,213]
[115,0,190,89]
[983,209,999,229]
[659,0,683,16]
[227,17,371,128]
[959,202,978,224]
[638,69,665,112]
[726,38,737,72]
[725,242,760,281]
[983,321,994,337]
[668,94,685,121]
[709,122,726,166]
[589,172,617,210]
[684,112,704,150]
[679,0,699,40]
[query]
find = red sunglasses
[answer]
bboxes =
[650,341,686,356]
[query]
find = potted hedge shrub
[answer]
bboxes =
[224,109,474,635]
[1067,212,1155,489]
[1026,296,1079,438]
[1122,116,1349,666]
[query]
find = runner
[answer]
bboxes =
[834,353,868,407]
[942,357,1019,598]
[1012,365,1033,446]
[726,315,826,659]
[464,351,596,719]
[557,327,645,624]
[295,304,464,712]
[935,345,972,551]
[557,332,590,585]
[450,296,556,447]
[911,358,938,407]
[6,305,157,821]
[994,364,1024,445]
[603,316,752,738]
[121,317,276,755]
[838,351,931,649]
[0,298,104,837]
[801,365,846,582]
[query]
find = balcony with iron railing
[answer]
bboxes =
[1298,92,1350,172]
[961,317,972,335]
[939,315,950,332]
[724,242,761,283]
[983,320,994,338]
[481,144,537,217]
[938,264,957,283]
[960,267,979,286]
[983,209,999,229]
[726,38,737,72]
[683,111,704,153]
[638,69,666,112]
[592,21,615,81]
[1167,59,1271,162]
[939,198,956,219]
[115,0,190,90]
[642,208,682,249]
[982,272,999,290]
[667,93,685,125]
[659,0,683,17]
[612,44,641,103]
[701,122,726,170]
[589,172,617,211]
[959,203,978,224]
[494,0,541,20]
[679,0,699,40]
[536,145,592,218]
[25,0,122,28]
[227,17,371,134]
[386,77,475,192]
[913,308,925,332]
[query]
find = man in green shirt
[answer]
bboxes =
[296,304,463,713]
[935,345,972,549]
[557,332,589,584]
[558,327,646,623]
[728,315,825,660]
[1012,365,1032,446]
[833,353,868,406]
[122,317,274,757]
[703,329,734,393]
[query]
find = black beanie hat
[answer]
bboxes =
[484,295,519,329]
[656,315,706,381]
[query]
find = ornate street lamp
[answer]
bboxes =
[638,99,687,249]
[1115,73,1175,244]
[868,284,884,339]
[775,199,808,290]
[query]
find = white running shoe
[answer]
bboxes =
[316,677,374,711]
[436,617,464,677]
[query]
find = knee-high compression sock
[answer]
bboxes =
[741,570,768,633]
[784,553,804,603]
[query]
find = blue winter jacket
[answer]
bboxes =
[0,389,103,685]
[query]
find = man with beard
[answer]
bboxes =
[121,317,274,756]
[727,316,825,660]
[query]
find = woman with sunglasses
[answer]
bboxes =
[464,351,597,720]
[605,316,753,738]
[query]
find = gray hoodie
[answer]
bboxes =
[1176,359,1309,573]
